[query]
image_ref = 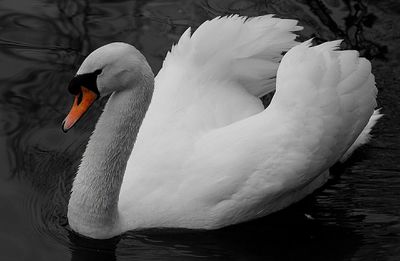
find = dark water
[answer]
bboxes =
[0,0,399,260]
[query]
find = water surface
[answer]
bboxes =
[0,0,399,260]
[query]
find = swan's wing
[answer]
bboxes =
[166,15,302,97]
[175,40,379,225]
[142,15,302,133]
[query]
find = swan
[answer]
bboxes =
[62,15,381,239]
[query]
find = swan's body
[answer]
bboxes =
[64,15,381,239]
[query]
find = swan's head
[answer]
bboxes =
[62,42,153,132]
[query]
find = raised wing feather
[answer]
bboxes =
[141,15,302,134]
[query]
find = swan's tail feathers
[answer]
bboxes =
[272,39,379,166]
[340,109,383,162]
[166,14,302,97]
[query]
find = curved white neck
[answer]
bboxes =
[68,76,153,238]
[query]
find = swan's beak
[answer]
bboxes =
[62,86,98,132]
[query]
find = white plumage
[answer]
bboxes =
[66,15,381,238]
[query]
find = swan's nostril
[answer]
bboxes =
[77,91,83,105]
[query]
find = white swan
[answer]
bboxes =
[62,15,381,239]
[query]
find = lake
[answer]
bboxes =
[0,0,399,260]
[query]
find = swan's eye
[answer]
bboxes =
[68,71,101,97]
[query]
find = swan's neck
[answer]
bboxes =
[68,76,153,238]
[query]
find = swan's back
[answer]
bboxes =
[118,15,379,230]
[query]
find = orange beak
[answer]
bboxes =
[62,86,98,132]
